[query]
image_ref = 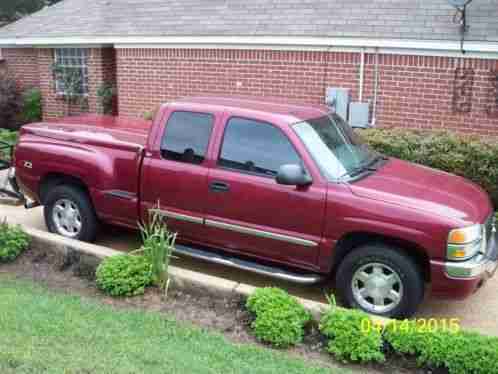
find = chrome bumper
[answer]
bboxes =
[445,230,498,279]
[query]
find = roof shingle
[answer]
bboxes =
[0,0,496,42]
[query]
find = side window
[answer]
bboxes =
[219,117,301,177]
[161,111,214,164]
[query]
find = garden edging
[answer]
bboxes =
[24,225,389,325]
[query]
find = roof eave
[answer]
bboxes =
[0,36,497,58]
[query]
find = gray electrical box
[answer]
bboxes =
[325,88,350,121]
[349,102,370,128]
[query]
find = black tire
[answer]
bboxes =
[335,244,424,319]
[44,185,98,242]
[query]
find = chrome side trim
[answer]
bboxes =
[205,219,318,247]
[149,209,203,225]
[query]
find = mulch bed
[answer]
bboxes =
[0,247,440,374]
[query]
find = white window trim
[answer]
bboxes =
[53,48,89,96]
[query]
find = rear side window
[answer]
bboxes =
[218,117,301,177]
[161,111,214,164]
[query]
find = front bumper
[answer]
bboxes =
[445,246,497,279]
[430,229,497,299]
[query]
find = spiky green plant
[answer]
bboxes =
[134,209,176,297]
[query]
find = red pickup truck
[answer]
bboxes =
[7,97,497,318]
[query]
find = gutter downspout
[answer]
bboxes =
[358,48,365,102]
[370,48,380,127]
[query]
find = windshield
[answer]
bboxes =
[293,113,377,180]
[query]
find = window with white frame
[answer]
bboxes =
[54,48,89,95]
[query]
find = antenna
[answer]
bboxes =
[447,0,473,9]
[448,0,473,54]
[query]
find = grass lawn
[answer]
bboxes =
[0,276,348,374]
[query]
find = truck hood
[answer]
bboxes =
[349,158,492,225]
[23,115,151,147]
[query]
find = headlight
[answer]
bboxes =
[447,224,484,261]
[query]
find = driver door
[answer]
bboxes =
[203,116,327,269]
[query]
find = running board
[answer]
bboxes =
[174,244,324,285]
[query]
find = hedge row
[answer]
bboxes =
[361,128,498,208]
[246,287,498,374]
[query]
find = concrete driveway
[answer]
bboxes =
[1,202,497,336]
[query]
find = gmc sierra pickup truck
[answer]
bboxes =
[5,97,497,318]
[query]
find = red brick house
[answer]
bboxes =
[0,0,497,135]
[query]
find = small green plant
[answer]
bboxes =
[0,129,18,161]
[133,209,176,297]
[319,296,385,363]
[143,110,154,121]
[21,88,42,123]
[384,322,498,374]
[96,83,115,115]
[246,287,311,348]
[0,220,30,263]
[96,254,152,297]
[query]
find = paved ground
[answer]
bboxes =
[1,173,497,336]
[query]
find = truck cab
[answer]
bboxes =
[10,97,498,318]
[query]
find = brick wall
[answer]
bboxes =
[116,49,498,136]
[40,47,117,120]
[3,47,498,135]
[4,47,117,120]
[3,48,39,90]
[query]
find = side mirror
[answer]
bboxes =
[276,164,312,186]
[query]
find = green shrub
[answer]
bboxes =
[96,254,152,297]
[0,129,18,161]
[319,305,385,363]
[384,321,498,374]
[96,84,115,115]
[0,221,30,263]
[361,128,498,208]
[21,88,42,123]
[246,287,311,348]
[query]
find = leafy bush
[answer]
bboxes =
[246,287,311,348]
[96,83,115,115]
[21,88,42,123]
[0,73,21,130]
[135,210,176,294]
[96,254,152,297]
[361,128,498,208]
[0,129,18,161]
[319,304,385,363]
[0,221,30,263]
[384,321,498,374]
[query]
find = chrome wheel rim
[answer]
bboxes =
[52,199,82,238]
[352,262,403,314]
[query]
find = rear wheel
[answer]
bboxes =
[44,185,98,242]
[335,244,424,318]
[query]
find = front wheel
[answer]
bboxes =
[335,244,424,319]
[44,185,98,242]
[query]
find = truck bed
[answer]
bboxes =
[22,115,151,149]
[16,115,153,227]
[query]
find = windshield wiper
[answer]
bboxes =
[342,155,386,178]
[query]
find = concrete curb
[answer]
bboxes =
[0,196,23,206]
[24,226,390,325]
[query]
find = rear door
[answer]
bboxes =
[141,109,216,244]
[203,116,327,269]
